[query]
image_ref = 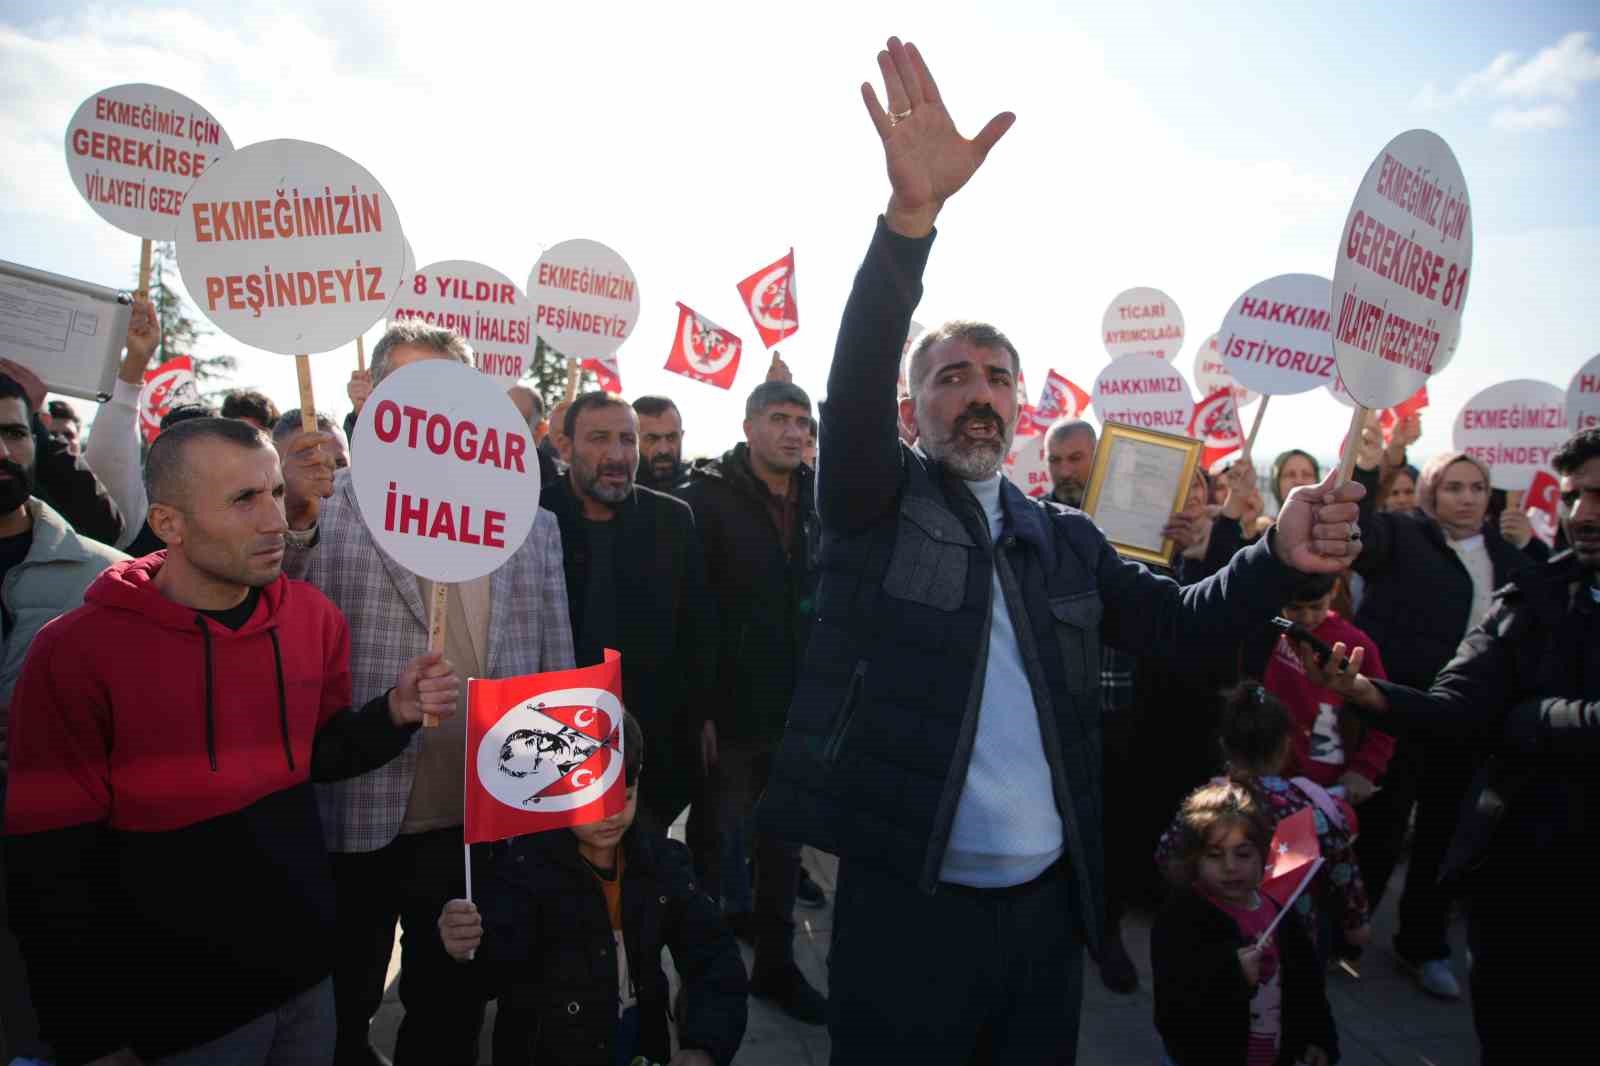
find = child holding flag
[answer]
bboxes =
[1150,778,1337,1066]
[437,712,747,1066]
[1156,683,1371,960]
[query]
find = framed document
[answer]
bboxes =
[0,259,130,402]
[1081,422,1204,565]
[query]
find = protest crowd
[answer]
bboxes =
[1,33,1597,1066]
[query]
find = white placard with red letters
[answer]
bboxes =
[351,358,540,582]
[1193,333,1257,410]
[1102,287,1184,362]
[175,139,406,354]
[65,83,234,240]
[1217,274,1337,396]
[527,239,639,361]
[1452,379,1569,491]
[1092,353,1194,433]
[1331,129,1473,408]
[389,260,534,387]
[1567,353,1600,433]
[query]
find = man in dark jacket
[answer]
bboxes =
[542,390,716,830]
[0,360,125,548]
[677,379,821,1022]
[755,38,1364,1065]
[3,417,457,1064]
[1298,426,1600,1064]
[633,394,687,492]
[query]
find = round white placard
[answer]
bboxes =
[1566,353,1600,433]
[1102,287,1184,362]
[65,83,233,240]
[389,260,534,387]
[1331,129,1473,408]
[1452,380,1569,491]
[175,139,406,354]
[1092,353,1194,432]
[527,239,639,361]
[1193,333,1257,410]
[350,358,540,582]
[1217,274,1336,396]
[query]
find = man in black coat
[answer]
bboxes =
[755,37,1366,1065]
[540,391,717,834]
[1299,427,1600,1064]
[676,379,821,1022]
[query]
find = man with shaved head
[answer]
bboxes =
[4,416,457,1065]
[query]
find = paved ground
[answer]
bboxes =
[373,846,1479,1065]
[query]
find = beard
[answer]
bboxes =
[1053,479,1085,508]
[921,405,1009,481]
[641,452,683,487]
[0,458,34,514]
[574,455,634,504]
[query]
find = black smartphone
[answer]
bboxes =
[1269,617,1349,672]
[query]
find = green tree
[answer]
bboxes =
[142,242,237,388]
[525,336,593,415]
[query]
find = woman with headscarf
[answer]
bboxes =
[1347,449,1532,998]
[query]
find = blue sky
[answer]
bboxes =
[3,0,1595,470]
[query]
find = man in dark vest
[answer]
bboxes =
[757,37,1366,1065]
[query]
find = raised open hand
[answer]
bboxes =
[862,37,1015,238]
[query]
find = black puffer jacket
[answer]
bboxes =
[1352,466,1531,689]
[677,444,818,745]
[472,827,747,1066]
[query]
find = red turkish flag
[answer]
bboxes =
[582,354,623,394]
[736,249,799,348]
[138,356,200,443]
[1029,370,1091,434]
[464,649,627,844]
[1526,469,1561,547]
[1261,807,1322,909]
[1381,385,1430,445]
[664,303,743,390]
[1188,389,1244,472]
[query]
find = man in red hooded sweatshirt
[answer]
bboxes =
[3,417,458,1066]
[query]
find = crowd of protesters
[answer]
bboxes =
[1,35,1596,1066]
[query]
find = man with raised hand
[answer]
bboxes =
[5,417,456,1066]
[757,37,1365,1064]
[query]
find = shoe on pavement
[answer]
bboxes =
[796,867,827,909]
[1098,926,1140,994]
[1402,956,1462,999]
[751,963,829,1025]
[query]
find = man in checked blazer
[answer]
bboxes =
[282,321,575,1066]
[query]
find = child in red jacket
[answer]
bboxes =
[1264,573,1394,803]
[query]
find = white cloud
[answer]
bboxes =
[1491,104,1571,131]
[1416,30,1600,130]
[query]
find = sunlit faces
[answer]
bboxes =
[905,339,1018,481]
[164,439,290,588]
[0,398,37,515]
[1047,427,1095,506]
[744,402,812,478]
[1282,589,1335,632]
[1196,822,1264,907]
[1560,456,1600,568]
[564,402,638,507]
[637,407,683,482]
[1382,469,1417,513]
[1435,459,1489,536]
[1276,454,1318,503]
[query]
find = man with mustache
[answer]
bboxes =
[1299,427,1600,1064]
[1046,418,1096,507]
[0,372,126,1065]
[632,395,687,492]
[539,391,715,834]
[756,37,1365,1064]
